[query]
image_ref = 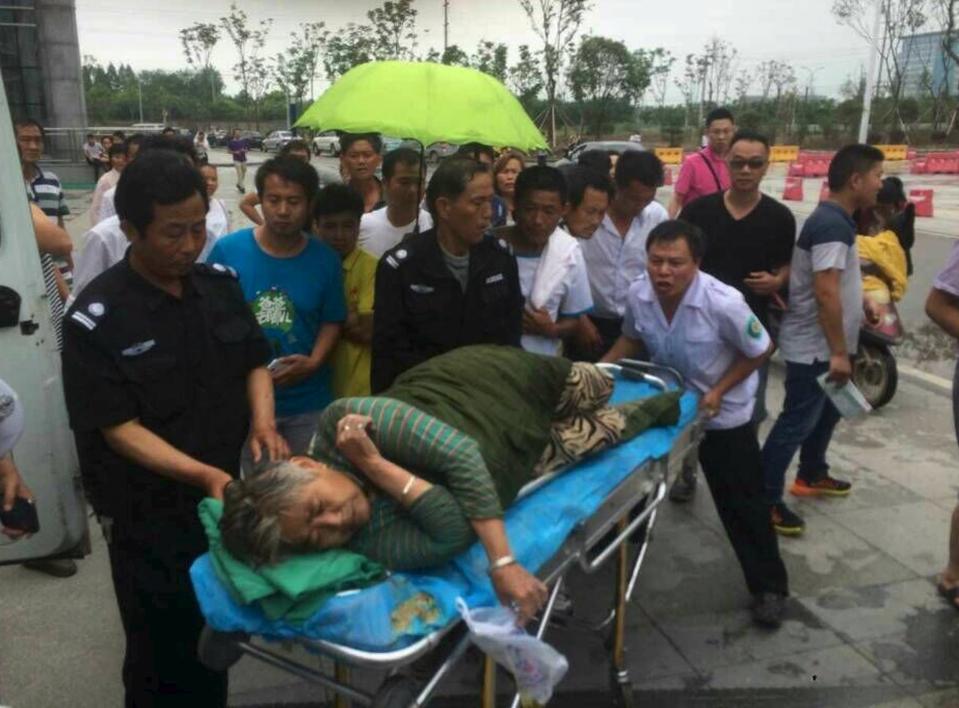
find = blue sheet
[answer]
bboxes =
[190,380,698,653]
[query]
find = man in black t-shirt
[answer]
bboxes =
[673,129,795,502]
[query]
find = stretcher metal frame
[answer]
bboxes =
[198,360,704,708]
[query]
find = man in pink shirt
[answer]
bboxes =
[668,107,735,217]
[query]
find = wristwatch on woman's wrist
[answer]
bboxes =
[487,554,517,576]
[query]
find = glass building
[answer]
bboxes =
[899,31,959,99]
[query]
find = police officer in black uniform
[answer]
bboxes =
[372,157,523,392]
[62,150,287,707]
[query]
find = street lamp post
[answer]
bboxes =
[137,75,144,123]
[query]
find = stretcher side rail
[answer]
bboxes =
[197,363,704,707]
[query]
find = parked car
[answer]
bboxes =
[312,131,341,156]
[240,131,264,150]
[263,130,295,153]
[425,142,458,164]
[565,140,645,163]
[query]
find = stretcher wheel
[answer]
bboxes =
[372,675,419,708]
[197,626,247,671]
[609,664,635,708]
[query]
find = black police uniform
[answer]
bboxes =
[61,255,270,708]
[371,228,523,393]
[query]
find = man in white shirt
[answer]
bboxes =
[82,133,106,180]
[359,147,432,257]
[500,165,592,356]
[602,219,788,628]
[579,150,668,357]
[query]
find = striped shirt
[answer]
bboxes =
[25,166,69,350]
[310,396,502,570]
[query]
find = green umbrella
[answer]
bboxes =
[295,60,547,151]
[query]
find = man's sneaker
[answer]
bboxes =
[770,503,804,536]
[751,592,786,629]
[790,476,852,498]
[22,558,77,578]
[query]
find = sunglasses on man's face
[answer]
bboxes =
[728,158,767,171]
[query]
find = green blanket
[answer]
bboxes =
[198,498,386,622]
[386,345,572,506]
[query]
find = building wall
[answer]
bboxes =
[900,31,958,99]
[0,0,85,128]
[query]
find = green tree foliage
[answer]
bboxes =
[440,44,471,67]
[509,44,544,110]
[274,22,329,107]
[179,22,220,105]
[567,36,651,137]
[323,0,419,80]
[473,40,509,82]
[219,2,273,127]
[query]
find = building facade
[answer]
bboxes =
[899,31,959,98]
[0,0,85,127]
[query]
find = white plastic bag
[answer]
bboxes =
[456,597,568,705]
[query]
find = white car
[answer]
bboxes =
[262,130,294,153]
[312,131,341,156]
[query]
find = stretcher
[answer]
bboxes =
[192,361,704,708]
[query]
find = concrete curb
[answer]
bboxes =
[899,362,953,397]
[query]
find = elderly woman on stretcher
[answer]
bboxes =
[220,345,680,622]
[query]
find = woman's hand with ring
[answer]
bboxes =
[490,562,548,625]
[335,414,380,469]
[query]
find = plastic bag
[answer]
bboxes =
[456,598,568,705]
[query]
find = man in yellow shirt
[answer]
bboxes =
[314,184,378,398]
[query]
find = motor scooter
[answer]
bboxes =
[852,293,904,409]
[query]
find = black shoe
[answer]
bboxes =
[22,558,77,578]
[751,592,786,628]
[770,502,805,536]
[669,463,697,503]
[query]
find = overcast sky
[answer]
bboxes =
[75,0,881,101]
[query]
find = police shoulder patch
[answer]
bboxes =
[197,262,238,279]
[745,315,763,340]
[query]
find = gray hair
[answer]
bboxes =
[220,460,317,567]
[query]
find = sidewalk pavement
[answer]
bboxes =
[2,363,958,707]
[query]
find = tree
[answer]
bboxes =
[674,54,699,128]
[473,40,509,82]
[179,22,220,104]
[368,0,420,60]
[440,44,471,67]
[219,3,273,127]
[517,0,591,145]
[274,21,328,111]
[696,37,738,114]
[567,36,650,137]
[509,44,544,110]
[324,24,377,80]
[644,48,675,110]
[833,0,930,137]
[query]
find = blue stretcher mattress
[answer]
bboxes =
[191,380,698,653]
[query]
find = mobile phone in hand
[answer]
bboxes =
[0,497,40,534]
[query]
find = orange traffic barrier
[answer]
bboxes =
[819,180,830,202]
[910,188,934,217]
[787,162,805,177]
[769,145,799,163]
[783,176,804,201]
[876,144,908,161]
[654,147,683,165]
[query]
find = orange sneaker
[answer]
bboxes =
[790,476,852,498]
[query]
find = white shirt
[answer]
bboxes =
[516,231,593,356]
[69,216,129,305]
[359,207,433,258]
[96,185,117,224]
[83,142,104,161]
[579,200,668,318]
[623,271,771,430]
[90,169,120,227]
[199,198,231,263]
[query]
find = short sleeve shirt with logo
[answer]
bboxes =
[623,271,770,430]
[208,228,347,416]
